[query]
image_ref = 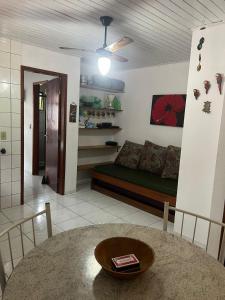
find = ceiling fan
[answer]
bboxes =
[59,16,133,75]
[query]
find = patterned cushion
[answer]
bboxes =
[115,140,144,169]
[161,145,181,179]
[139,141,167,175]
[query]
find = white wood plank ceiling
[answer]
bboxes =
[0,0,224,69]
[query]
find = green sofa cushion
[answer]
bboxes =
[94,164,178,197]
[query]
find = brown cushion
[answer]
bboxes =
[115,140,144,169]
[161,145,181,179]
[139,141,167,175]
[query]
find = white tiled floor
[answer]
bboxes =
[0,172,174,294]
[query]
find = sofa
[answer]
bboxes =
[91,140,180,218]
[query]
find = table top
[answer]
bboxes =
[4,224,225,300]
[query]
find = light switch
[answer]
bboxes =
[0,131,7,140]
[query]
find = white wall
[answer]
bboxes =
[176,23,225,256]
[24,72,56,173]
[113,62,189,147]
[0,38,22,208]
[0,37,80,209]
[22,44,80,194]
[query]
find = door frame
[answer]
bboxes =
[21,66,68,204]
[32,82,40,175]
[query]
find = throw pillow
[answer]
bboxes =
[161,145,181,179]
[115,140,144,169]
[139,140,167,175]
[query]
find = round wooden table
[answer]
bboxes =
[3,224,225,300]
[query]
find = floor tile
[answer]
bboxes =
[0,213,10,225]
[69,202,104,217]
[55,196,83,207]
[51,208,77,224]
[83,210,120,225]
[103,202,139,218]
[86,196,119,209]
[58,217,92,231]
[2,205,35,222]
[122,211,161,227]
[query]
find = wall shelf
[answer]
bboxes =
[78,145,121,151]
[80,84,124,94]
[77,161,113,171]
[80,107,123,112]
[79,127,122,131]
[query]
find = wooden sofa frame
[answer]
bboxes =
[91,171,176,219]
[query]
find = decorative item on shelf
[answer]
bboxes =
[197,54,201,72]
[97,122,112,128]
[93,97,102,109]
[106,94,115,108]
[150,94,186,127]
[197,37,205,50]
[112,96,121,111]
[101,111,106,117]
[202,101,211,113]
[80,95,102,109]
[84,118,90,128]
[85,120,96,128]
[96,111,101,118]
[111,111,115,117]
[216,73,223,94]
[193,89,200,100]
[203,81,210,94]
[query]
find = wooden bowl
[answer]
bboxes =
[94,237,155,279]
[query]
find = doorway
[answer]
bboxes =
[32,80,48,176]
[21,66,67,205]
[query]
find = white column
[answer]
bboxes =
[176,23,225,257]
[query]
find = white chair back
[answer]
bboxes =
[0,202,52,293]
[163,202,225,264]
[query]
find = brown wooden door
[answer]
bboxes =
[45,78,60,192]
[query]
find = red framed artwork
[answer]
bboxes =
[150,94,186,127]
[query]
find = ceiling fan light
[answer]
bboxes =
[98,56,111,76]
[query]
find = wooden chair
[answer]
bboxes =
[0,202,52,293]
[163,202,225,264]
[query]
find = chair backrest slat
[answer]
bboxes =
[192,217,197,243]
[7,232,14,270]
[219,229,225,263]
[45,202,53,238]
[180,213,184,237]
[32,218,36,247]
[163,202,225,265]
[163,202,169,232]
[0,202,52,294]
[206,221,212,252]
[0,253,6,292]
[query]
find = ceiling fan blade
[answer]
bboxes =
[111,54,128,62]
[105,36,133,53]
[59,47,95,53]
